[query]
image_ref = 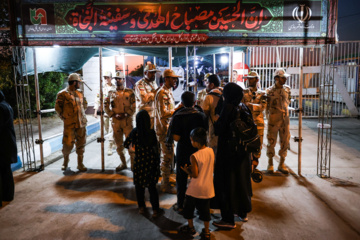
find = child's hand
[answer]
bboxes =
[181,164,191,174]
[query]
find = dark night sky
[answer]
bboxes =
[337,0,360,41]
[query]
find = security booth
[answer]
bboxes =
[8,0,338,177]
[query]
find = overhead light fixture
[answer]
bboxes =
[220,56,228,64]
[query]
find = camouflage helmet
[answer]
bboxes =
[274,68,290,78]
[113,71,125,79]
[144,64,161,72]
[163,69,181,78]
[244,71,259,79]
[103,71,112,78]
[68,73,82,82]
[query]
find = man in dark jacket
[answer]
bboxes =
[167,91,208,214]
[0,90,17,207]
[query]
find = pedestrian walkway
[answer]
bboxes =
[1,118,360,239]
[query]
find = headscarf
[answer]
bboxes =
[136,110,154,146]
[222,82,243,106]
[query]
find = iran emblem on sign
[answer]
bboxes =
[30,8,47,25]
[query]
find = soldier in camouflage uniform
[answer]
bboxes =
[155,69,180,194]
[105,71,136,171]
[266,68,291,174]
[242,71,266,169]
[134,64,160,129]
[55,73,88,172]
[93,71,116,155]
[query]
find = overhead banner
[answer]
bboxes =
[11,0,337,46]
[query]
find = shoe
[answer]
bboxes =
[139,207,146,214]
[116,164,127,171]
[200,228,211,240]
[179,225,196,235]
[152,208,164,218]
[212,220,236,229]
[278,163,289,174]
[161,185,177,194]
[107,148,113,156]
[241,217,248,222]
[172,203,184,215]
[77,165,87,172]
[267,164,274,173]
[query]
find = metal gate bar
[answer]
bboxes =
[12,46,37,171]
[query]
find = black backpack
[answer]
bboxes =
[230,103,261,153]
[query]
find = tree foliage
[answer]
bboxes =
[129,64,144,76]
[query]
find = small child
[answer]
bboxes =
[124,110,162,218]
[180,127,215,240]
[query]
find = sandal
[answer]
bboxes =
[200,228,211,240]
[179,225,196,235]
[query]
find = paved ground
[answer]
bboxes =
[1,118,360,240]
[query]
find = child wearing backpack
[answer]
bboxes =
[179,127,215,240]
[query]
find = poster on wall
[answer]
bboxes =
[12,0,337,46]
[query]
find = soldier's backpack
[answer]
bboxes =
[230,103,261,153]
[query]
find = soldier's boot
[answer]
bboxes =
[160,178,177,194]
[116,154,128,171]
[77,155,87,172]
[267,158,274,173]
[61,155,70,171]
[278,157,289,174]
[107,141,113,156]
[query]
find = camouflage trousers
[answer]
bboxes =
[157,132,174,185]
[253,128,264,159]
[112,118,135,167]
[266,116,290,159]
[104,116,114,144]
[62,127,86,156]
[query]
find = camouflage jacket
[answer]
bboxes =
[134,78,158,118]
[55,87,88,128]
[154,85,175,134]
[265,84,291,121]
[104,88,136,119]
[242,87,266,129]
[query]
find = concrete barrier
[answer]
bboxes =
[13,121,100,172]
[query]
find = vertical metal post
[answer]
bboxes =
[193,46,197,94]
[33,48,44,170]
[298,47,304,176]
[186,46,189,91]
[168,47,172,69]
[99,47,105,171]
[213,54,216,74]
[153,56,156,65]
[122,52,126,88]
[229,47,234,82]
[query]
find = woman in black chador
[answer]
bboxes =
[212,82,253,229]
[124,110,161,218]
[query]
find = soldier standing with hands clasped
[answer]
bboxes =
[55,73,88,172]
[93,71,116,155]
[135,64,160,129]
[266,68,292,174]
[105,71,136,171]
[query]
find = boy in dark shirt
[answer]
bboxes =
[167,91,208,214]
